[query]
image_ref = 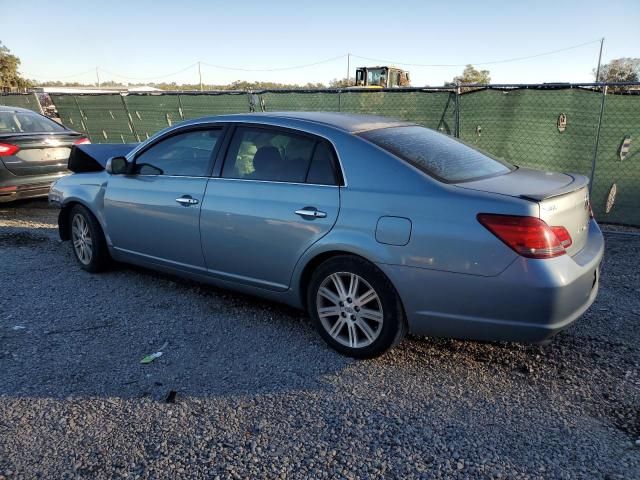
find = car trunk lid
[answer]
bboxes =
[0,131,84,176]
[457,167,591,256]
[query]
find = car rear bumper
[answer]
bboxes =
[379,220,604,343]
[0,171,67,203]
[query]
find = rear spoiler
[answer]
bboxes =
[519,174,589,202]
[68,143,138,173]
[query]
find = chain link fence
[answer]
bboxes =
[590,89,639,226]
[1,84,638,225]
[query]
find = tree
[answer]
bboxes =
[329,77,354,88]
[447,64,491,89]
[0,41,32,90]
[595,58,640,83]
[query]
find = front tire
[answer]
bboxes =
[307,255,406,359]
[69,204,110,273]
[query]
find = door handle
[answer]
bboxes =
[176,195,199,206]
[295,207,327,219]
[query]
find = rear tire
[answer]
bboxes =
[307,255,406,359]
[69,204,110,273]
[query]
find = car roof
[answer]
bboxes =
[192,112,416,134]
[0,105,35,113]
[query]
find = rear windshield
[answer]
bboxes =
[360,125,514,183]
[0,110,67,134]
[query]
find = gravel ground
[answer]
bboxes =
[1,198,639,479]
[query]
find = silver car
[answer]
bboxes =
[49,112,604,358]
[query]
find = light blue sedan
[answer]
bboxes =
[49,113,604,358]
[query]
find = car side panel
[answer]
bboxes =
[103,175,209,271]
[378,220,604,341]
[49,172,112,240]
[200,179,340,291]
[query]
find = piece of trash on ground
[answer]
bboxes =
[140,341,169,364]
[140,352,163,364]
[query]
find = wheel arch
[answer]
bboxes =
[58,199,101,241]
[297,249,406,324]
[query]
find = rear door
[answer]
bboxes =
[104,126,224,271]
[200,125,341,291]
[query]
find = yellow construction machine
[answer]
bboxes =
[354,66,410,88]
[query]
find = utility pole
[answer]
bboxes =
[96,67,101,89]
[346,53,351,86]
[595,37,605,82]
[198,61,203,91]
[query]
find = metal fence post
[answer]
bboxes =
[338,89,342,112]
[247,90,254,112]
[120,94,139,142]
[31,92,44,114]
[177,93,185,120]
[454,86,461,138]
[72,95,91,141]
[589,84,607,194]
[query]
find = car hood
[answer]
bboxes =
[68,143,138,173]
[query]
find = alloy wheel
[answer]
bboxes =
[316,272,384,349]
[71,213,93,265]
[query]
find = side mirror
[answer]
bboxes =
[106,156,129,175]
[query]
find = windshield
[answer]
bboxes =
[366,68,387,87]
[360,125,514,183]
[0,110,67,134]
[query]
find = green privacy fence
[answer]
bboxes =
[47,89,457,141]
[2,85,639,225]
[456,86,639,225]
[590,92,639,229]
[259,90,455,132]
[0,92,43,113]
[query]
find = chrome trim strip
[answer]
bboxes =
[127,174,339,187]
[128,174,209,179]
[207,177,339,188]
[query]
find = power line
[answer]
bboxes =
[98,63,198,81]
[22,68,97,79]
[20,39,602,82]
[23,54,346,82]
[200,54,347,72]
[351,39,601,67]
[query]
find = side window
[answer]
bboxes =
[307,142,339,185]
[134,129,221,176]
[222,127,316,183]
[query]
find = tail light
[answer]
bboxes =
[74,137,91,145]
[550,226,572,248]
[477,214,572,259]
[0,143,20,157]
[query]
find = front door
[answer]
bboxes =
[200,125,341,290]
[104,126,224,271]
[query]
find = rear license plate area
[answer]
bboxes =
[43,147,71,161]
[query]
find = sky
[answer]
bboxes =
[2,0,639,87]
